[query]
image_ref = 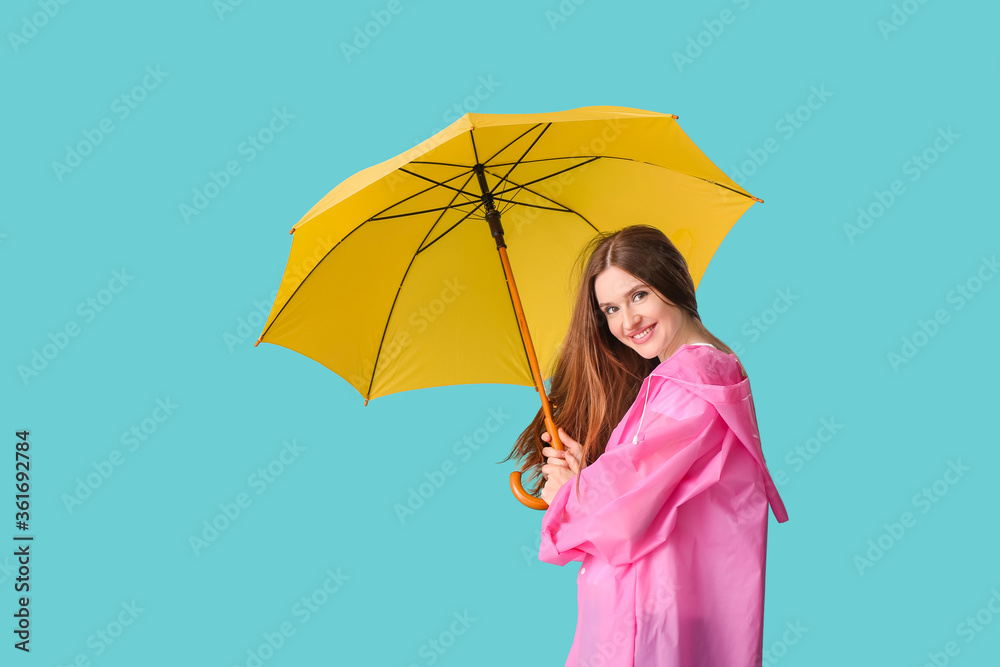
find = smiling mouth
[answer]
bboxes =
[629,323,656,343]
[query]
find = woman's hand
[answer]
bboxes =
[541,465,575,505]
[541,427,583,474]
[539,427,584,504]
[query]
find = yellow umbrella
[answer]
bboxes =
[255,105,761,510]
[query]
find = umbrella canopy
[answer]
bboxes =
[256,106,760,407]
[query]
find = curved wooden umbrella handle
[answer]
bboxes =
[509,423,565,510]
[509,472,548,510]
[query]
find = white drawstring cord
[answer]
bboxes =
[632,376,652,445]
[630,344,713,444]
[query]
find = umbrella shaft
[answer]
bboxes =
[474,162,562,453]
[495,244,562,453]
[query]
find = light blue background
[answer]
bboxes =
[2,0,998,665]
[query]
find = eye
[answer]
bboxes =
[603,290,646,315]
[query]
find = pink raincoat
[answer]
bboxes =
[539,343,789,667]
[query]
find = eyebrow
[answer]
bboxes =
[597,283,647,308]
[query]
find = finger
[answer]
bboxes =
[558,427,579,447]
[561,448,580,471]
[564,439,583,459]
[546,457,568,468]
[541,447,565,458]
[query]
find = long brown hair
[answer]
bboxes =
[502,224,734,499]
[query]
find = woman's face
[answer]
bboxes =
[594,265,684,363]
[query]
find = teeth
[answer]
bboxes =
[632,325,654,340]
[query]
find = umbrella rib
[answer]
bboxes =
[257,220,371,346]
[484,168,598,232]
[398,167,481,201]
[476,124,552,210]
[366,167,477,221]
[469,129,481,166]
[369,201,481,222]
[594,155,761,200]
[491,157,600,196]
[414,201,486,256]
[409,160,473,167]
[488,156,603,166]
[366,171,480,399]
[489,123,551,196]
[491,155,761,202]
[481,123,546,166]
[259,171,479,353]
[492,198,571,212]
[494,197,595,230]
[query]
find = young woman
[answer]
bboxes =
[505,224,788,666]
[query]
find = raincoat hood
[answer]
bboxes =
[641,343,788,522]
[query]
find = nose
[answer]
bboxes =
[624,305,642,329]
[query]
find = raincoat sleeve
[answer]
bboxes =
[539,377,723,567]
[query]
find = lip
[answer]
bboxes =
[627,322,656,344]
